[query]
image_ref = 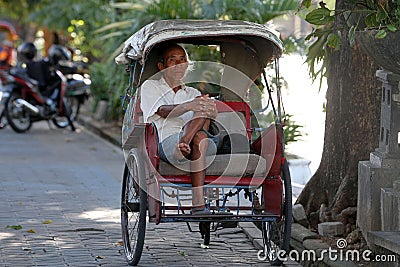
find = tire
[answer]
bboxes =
[52,97,75,131]
[67,96,82,121]
[121,149,147,266]
[5,91,32,133]
[199,222,211,246]
[261,159,292,266]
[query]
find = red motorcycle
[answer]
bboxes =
[4,62,75,133]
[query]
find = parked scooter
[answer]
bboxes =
[4,42,75,133]
[48,45,91,121]
[0,70,12,129]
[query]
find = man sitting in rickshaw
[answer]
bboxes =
[140,43,219,215]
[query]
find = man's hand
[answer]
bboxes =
[156,95,217,119]
[187,95,217,118]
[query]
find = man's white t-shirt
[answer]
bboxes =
[140,77,201,142]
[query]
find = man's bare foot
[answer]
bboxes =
[173,142,191,161]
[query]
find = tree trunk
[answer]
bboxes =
[296,0,382,232]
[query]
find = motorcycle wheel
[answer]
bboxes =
[52,97,75,131]
[67,96,82,121]
[5,91,32,133]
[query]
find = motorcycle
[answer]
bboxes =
[0,69,12,128]
[58,60,91,121]
[0,21,17,129]
[3,62,75,133]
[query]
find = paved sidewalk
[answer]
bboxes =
[0,121,300,266]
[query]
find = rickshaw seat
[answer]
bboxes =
[158,153,266,178]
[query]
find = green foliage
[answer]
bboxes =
[6,225,22,230]
[89,62,112,102]
[252,111,304,145]
[300,0,400,84]
[305,6,334,25]
[1,0,301,122]
[95,0,300,120]
[283,114,304,145]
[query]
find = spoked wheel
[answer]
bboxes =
[262,159,292,266]
[199,222,211,246]
[52,97,75,131]
[121,149,147,266]
[5,91,32,133]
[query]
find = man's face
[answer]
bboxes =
[158,46,188,82]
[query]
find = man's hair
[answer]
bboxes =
[156,43,187,64]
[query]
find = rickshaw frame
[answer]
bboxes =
[116,19,292,266]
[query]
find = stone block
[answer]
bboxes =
[381,188,400,231]
[357,158,400,242]
[93,100,108,121]
[291,223,319,243]
[292,204,309,227]
[303,239,330,251]
[393,180,400,191]
[317,222,344,237]
[368,231,400,255]
[290,237,305,253]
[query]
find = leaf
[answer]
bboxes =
[299,0,312,8]
[387,24,397,32]
[305,7,334,26]
[96,255,105,259]
[375,29,387,39]
[117,241,124,246]
[376,8,388,22]
[7,225,22,230]
[326,33,341,50]
[178,251,186,256]
[348,26,356,46]
[365,13,380,27]
[42,220,53,224]
[27,229,36,233]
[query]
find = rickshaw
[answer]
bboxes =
[115,20,292,266]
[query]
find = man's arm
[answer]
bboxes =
[156,95,217,119]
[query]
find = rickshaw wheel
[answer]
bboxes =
[121,149,147,266]
[199,222,211,245]
[262,159,292,266]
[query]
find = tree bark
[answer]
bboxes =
[296,0,381,230]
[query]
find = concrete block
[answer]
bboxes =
[381,188,400,231]
[290,237,305,253]
[358,158,400,241]
[291,223,319,242]
[368,231,400,255]
[303,239,330,251]
[393,180,400,191]
[293,204,308,227]
[93,100,108,121]
[317,222,344,237]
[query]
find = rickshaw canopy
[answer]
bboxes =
[115,20,284,91]
[115,19,283,66]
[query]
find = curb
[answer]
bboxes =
[77,115,122,147]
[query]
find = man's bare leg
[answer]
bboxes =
[173,116,211,209]
[173,116,210,160]
[190,130,208,208]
